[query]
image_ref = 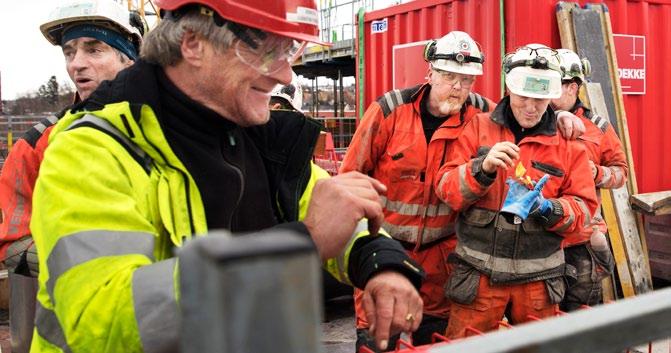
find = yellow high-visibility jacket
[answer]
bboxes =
[30,96,420,353]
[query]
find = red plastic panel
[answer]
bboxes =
[359,0,671,193]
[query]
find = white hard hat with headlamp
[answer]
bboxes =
[271,71,303,111]
[503,44,563,99]
[40,0,142,53]
[424,31,484,76]
[557,48,591,83]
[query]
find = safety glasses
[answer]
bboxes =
[234,31,306,75]
[517,46,559,59]
[432,66,476,88]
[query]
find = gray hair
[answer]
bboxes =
[141,8,236,66]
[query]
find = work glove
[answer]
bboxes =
[501,174,551,221]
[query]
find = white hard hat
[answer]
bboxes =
[557,48,591,82]
[424,31,484,76]
[40,0,142,49]
[503,44,563,99]
[271,71,303,111]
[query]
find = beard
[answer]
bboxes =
[435,98,464,116]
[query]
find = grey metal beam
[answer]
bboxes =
[179,230,323,353]
[429,287,671,353]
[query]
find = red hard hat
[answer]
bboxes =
[154,0,329,45]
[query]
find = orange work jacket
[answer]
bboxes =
[0,118,58,259]
[340,84,494,245]
[562,99,629,246]
[435,97,599,241]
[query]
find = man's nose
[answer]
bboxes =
[269,60,292,86]
[68,51,89,71]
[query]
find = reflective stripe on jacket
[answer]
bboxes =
[435,97,599,283]
[562,101,629,247]
[340,83,494,245]
[29,102,364,353]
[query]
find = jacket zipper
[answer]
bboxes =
[224,131,245,228]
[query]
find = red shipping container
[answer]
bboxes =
[356,0,671,193]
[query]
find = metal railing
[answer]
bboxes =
[312,115,357,151]
[318,0,406,43]
[0,115,48,169]
[179,228,671,353]
[419,288,671,353]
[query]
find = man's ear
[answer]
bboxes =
[571,82,581,97]
[180,31,206,67]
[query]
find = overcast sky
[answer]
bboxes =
[0,0,404,100]
[0,0,74,100]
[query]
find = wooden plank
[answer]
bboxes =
[555,2,579,51]
[572,7,619,132]
[600,189,636,297]
[630,191,671,214]
[611,186,653,294]
[601,276,616,302]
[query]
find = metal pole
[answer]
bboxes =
[179,230,323,353]
[332,77,338,120]
[315,76,320,118]
[339,70,345,118]
[338,70,345,149]
[8,115,12,152]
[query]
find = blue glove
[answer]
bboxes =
[501,174,550,220]
[531,182,552,217]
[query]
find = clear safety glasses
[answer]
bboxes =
[432,67,476,88]
[234,31,306,75]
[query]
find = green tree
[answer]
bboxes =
[37,75,59,108]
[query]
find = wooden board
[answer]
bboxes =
[571,7,619,132]
[611,187,653,294]
[601,189,636,297]
[630,191,671,214]
[601,276,616,302]
[555,2,579,51]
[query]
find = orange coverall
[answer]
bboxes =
[340,83,494,344]
[434,97,598,338]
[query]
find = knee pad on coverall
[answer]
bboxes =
[354,237,456,347]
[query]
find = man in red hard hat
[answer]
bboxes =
[29,1,424,351]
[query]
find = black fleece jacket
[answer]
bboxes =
[76,60,424,289]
